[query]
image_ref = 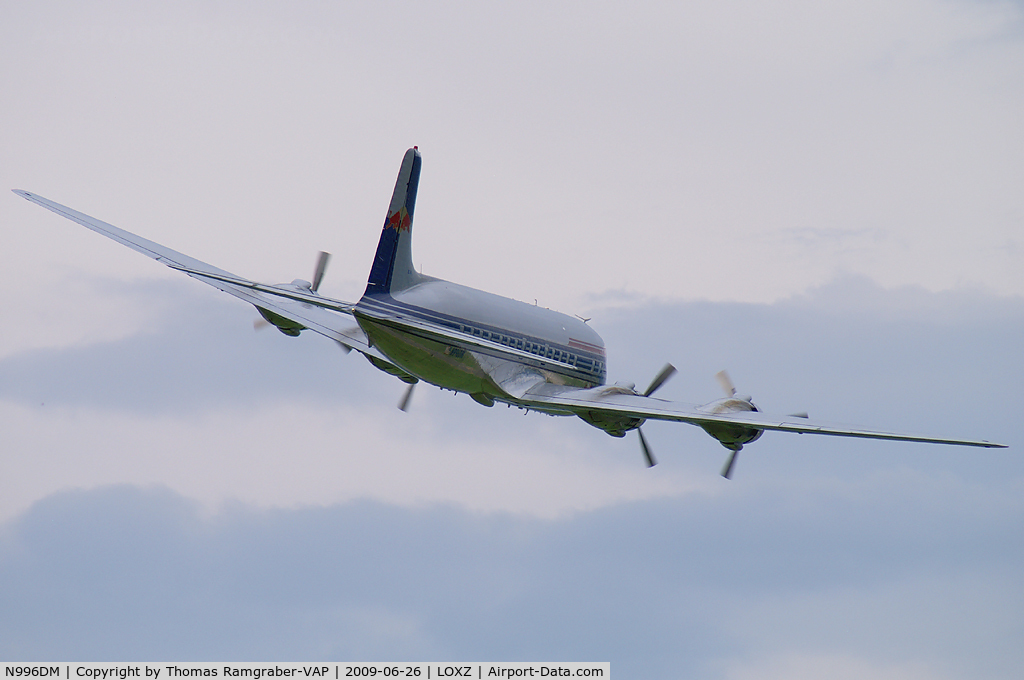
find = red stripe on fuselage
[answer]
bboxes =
[568,338,605,356]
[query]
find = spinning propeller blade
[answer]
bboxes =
[721,448,740,479]
[716,370,736,397]
[638,428,656,467]
[398,382,416,412]
[643,363,677,397]
[311,251,331,293]
[633,364,676,466]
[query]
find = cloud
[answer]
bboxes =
[721,653,951,680]
[0,277,706,523]
[0,278,369,415]
[0,273,1019,523]
[0,274,1018,677]
[3,0,1022,312]
[0,482,1020,677]
[0,277,1019,677]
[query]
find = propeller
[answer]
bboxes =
[644,363,677,397]
[638,428,656,467]
[721,446,741,479]
[715,373,807,479]
[712,370,756,479]
[311,251,330,293]
[636,363,677,467]
[398,382,416,412]
[252,251,332,331]
[715,369,736,397]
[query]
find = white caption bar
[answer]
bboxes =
[1,664,609,680]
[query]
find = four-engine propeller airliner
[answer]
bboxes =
[13,147,1006,477]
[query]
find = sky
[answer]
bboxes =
[1,1,1022,677]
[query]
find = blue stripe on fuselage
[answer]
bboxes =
[355,293,606,386]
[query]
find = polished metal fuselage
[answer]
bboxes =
[354,277,607,401]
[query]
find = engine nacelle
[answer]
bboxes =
[254,280,320,336]
[577,409,644,438]
[255,305,306,336]
[365,354,418,384]
[576,382,646,437]
[698,396,764,450]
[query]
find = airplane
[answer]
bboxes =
[13,147,1007,478]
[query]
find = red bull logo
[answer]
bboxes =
[385,206,411,232]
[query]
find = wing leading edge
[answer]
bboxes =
[520,383,1006,449]
[12,190,382,361]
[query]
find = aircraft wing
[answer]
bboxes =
[520,383,1007,448]
[13,190,384,361]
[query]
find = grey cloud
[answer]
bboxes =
[0,275,1019,481]
[0,279,385,415]
[1,482,1021,677]
[4,274,1021,418]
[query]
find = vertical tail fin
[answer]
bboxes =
[364,147,422,295]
